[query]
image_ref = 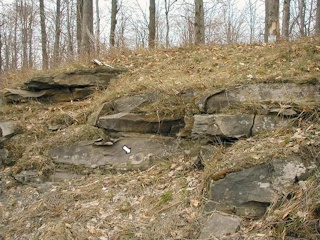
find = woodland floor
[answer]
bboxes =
[1,38,320,239]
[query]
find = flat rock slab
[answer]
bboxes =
[3,87,96,102]
[3,88,48,102]
[3,67,127,103]
[88,93,157,126]
[0,148,9,166]
[0,121,18,138]
[199,212,241,239]
[111,94,156,113]
[253,115,292,135]
[206,156,308,219]
[97,112,184,135]
[49,135,178,170]
[198,83,320,113]
[192,114,253,139]
[24,67,126,90]
[191,114,291,140]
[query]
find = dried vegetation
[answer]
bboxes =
[1,38,320,239]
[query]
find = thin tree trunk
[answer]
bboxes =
[110,0,117,48]
[13,1,18,70]
[194,0,205,44]
[53,0,61,65]
[4,34,10,70]
[95,0,100,53]
[316,0,320,36]
[39,0,49,69]
[0,25,3,74]
[282,0,290,40]
[264,0,269,42]
[299,0,306,37]
[81,0,93,56]
[165,8,169,47]
[265,0,280,42]
[66,0,74,59]
[248,0,256,44]
[28,11,33,68]
[77,0,83,54]
[20,0,28,69]
[164,0,177,47]
[149,0,156,48]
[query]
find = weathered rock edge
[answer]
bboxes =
[196,83,320,114]
[3,66,127,103]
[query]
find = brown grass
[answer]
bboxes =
[1,38,320,239]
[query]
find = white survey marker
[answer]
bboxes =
[122,145,131,154]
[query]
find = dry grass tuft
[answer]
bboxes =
[2,156,204,239]
[258,175,320,239]
[1,38,320,239]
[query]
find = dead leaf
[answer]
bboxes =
[282,209,292,219]
[190,199,200,207]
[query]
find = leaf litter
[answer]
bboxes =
[1,38,320,239]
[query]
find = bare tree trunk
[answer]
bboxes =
[53,0,61,66]
[66,0,74,59]
[194,0,205,44]
[282,0,290,40]
[19,0,28,69]
[316,0,320,36]
[28,7,33,68]
[165,4,169,47]
[5,35,10,70]
[247,0,257,44]
[164,0,177,48]
[81,0,93,56]
[299,0,306,37]
[265,0,280,42]
[306,0,314,36]
[264,0,269,42]
[110,0,117,48]
[148,0,156,48]
[39,0,49,69]
[77,0,83,54]
[118,11,127,47]
[13,1,18,70]
[95,0,100,53]
[0,23,3,74]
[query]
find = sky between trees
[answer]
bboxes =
[0,0,319,72]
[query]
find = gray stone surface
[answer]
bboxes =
[191,114,254,139]
[71,87,96,100]
[206,157,308,219]
[0,148,9,166]
[191,114,292,140]
[252,115,292,135]
[88,94,155,126]
[97,112,184,135]
[3,88,48,102]
[0,121,18,138]
[0,97,5,107]
[198,212,241,239]
[198,83,320,114]
[3,67,126,103]
[49,134,179,170]
[24,67,126,90]
[112,94,153,113]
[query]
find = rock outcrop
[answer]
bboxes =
[3,66,126,102]
[197,83,320,114]
[205,156,308,219]
[49,134,179,171]
[199,212,242,239]
[2,78,320,239]
[0,121,19,166]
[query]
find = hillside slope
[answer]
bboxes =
[1,38,320,239]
